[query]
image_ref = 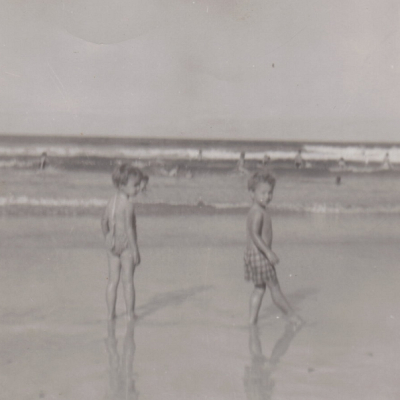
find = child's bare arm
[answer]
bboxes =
[125,201,140,265]
[101,207,109,238]
[248,209,279,265]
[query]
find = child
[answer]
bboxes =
[39,152,48,170]
[101,163,148,320]
[245,171,301,326]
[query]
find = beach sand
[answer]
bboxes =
[1,212,400,400]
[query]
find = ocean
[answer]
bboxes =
[0,135,400,164]
[0,135,400,215]
[2,135,400,400]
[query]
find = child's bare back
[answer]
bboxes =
[101,163,148,321]
[104,193,135,257]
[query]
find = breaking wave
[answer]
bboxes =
[0,143,399,163]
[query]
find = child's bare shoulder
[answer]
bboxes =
[247,204,263,221]
[248,204,271,222]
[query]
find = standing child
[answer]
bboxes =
[245,171,302,326]
[101,163,148,320]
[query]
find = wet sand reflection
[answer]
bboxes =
[105,320,139,400]
[244,323,302,399]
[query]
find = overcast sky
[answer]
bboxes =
[0,0,399,142]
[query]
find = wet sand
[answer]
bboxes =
[1,213,400,399]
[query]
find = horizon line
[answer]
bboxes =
[0,132,399,147]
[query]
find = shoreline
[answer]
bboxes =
[3,202,400,217]
[0,203,248,217]
[1,212,400,399]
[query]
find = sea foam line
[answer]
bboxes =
[0,144,399,163]
[0,196,107,207]
[2,196,400,214]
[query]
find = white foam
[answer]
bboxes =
[303,145,399,163]
[0,144,398,163]
[0,196,107,207]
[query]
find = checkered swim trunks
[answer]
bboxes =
[244,247,278,285]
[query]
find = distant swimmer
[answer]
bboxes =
[140,174,149,192]
[198,149,203,160]
[237,151,249,175]
[336,176,341,185]
[168,166,179,177]
[257,153,271,170]
[382,152,392,170]
[294,149,303,169]
[39,152,48,170]
[262,153,271,166]
[338,157,347,170]
[238,151,246,167]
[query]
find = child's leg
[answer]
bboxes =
[267,280,303,328]
[120,252,136,320]
[249,325,263,358]
[266,279,295,318]
[107,252,121,319]
[249,283,266,325]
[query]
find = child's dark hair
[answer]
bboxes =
[112,163,146,188]
[247,170,276,192]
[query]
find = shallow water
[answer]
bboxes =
[1,213,400,399]
[2,167,400,215]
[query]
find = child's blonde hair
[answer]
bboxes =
[112,163,147,188]
[247,170,276,192]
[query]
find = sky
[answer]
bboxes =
[0,0,399,142]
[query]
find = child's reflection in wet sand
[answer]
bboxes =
[105,320,139,400]
[244,323,303,399]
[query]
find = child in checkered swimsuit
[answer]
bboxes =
[245,171,302,326]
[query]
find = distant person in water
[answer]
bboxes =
[237,151,249,174]
[294,149,303,169]
[198,149,203,160]
[245,171,302,326]
[101,163,148,320]
[258,153,271,170]
[261,153,271,166]
[140,174,149,193]
[238,151,245,167]
[338,157,346,170]
[382,152,392,170]
[39,152,48,170]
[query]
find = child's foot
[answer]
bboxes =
[287,314,304,331]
